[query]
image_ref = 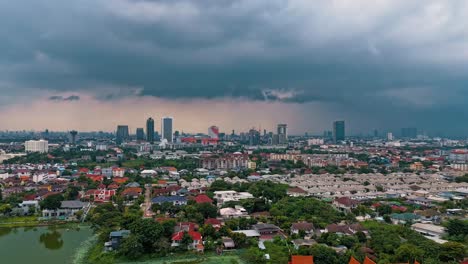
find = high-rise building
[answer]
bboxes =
[25,140,48,153]
[387,132,394,141]
[208,126,219,139]
[69,130,78,145]
[116,125,129,144]
[333,121,345,142]
[249,129,261,145]
[401,127,417,139]
[136,128,145,141]
[146,117,155,143]
[277,124,288,144]
[161,117,173,143]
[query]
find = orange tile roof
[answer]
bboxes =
[289,255,314,264]
[363,256,376,264]
[349,256,361,264]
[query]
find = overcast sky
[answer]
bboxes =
[1,0,468,136]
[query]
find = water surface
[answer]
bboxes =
[0,226,93,264]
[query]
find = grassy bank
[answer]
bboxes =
[117,251,247,264]
[0,216,86,228]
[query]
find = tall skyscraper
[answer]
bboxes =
[136,128,145,141]
[208,126,219,139]
[69,130,78,145]
[161,117,173,143]
[333,121,345,142]
[146,117,155,143]
[277,124,288,144]
[116,125,129,144]
[249,129,261,145]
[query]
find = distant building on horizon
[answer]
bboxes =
[249,129,261,145]
[69,130,78,145]
[277,124,288,144]
[387,132,394,141]
[146,117,155,143]
[136,128,145,141]
[333,121,345,142]
[25,139,48,153]
[161,117,173,143]
[208,125,219,139]
[116,125,129,145]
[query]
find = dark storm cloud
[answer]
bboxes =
[48,95,80,102]
[1,0,468,135]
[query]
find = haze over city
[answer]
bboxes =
[1,1,468,136]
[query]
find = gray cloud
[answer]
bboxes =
[48,95,80,101]
[1,0,468,135]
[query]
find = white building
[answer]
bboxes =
[307,138,324,146]
[387,132,394,141]
[96,144,108,151]
[25,140,48,153]
[213,191,254,205]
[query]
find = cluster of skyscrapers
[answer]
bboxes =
[116,117,173,145]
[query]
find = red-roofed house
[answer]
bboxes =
[112,168,125,177]
[333,197,360,213]
[113,177,129,184]
[171,231,202,249]
[363,256,376,264]
[78,168,90,174]
[121,187,143,199]
[289,255,314,264]
[193,194,213,204]
[86,174,104,182]
[82,189,116,203]
[204,218,222,229]
[349,256,361,264]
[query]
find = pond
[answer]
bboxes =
[0,225,94,264]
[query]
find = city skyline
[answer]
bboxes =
[1,1,468,136]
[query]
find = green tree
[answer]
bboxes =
[129,218,164,253]
[119,235,144,260]
[195,202,218,219]
[445,219,468,242]
[308,244,342,264]
[376,204,392,216]
[395,243,424,263]
[439,242,466,262]
[40,194,64,210]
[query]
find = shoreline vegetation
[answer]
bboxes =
[0,216,85,228]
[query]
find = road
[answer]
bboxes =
[143,184,154,218]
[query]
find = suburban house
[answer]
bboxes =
[287,187,309,197]
[204,218,222,229]
[333,197,360,213]
[152,196,188,206]
[112,168,125,177]
[411,223,447,244]
[390,213,421,224]
[219,206,249,219]
[193,194,213,204]
[171,222,203,250]
[42,200,89,220]
[104,230,131,251]
[82,188,116,203]
[121,187,143,200]
[291,239,317,250]
[222,237,235,249]
[291,222,315,236]
[325,223,367,236]
[213,190,254,205]
[253,223,284,240]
